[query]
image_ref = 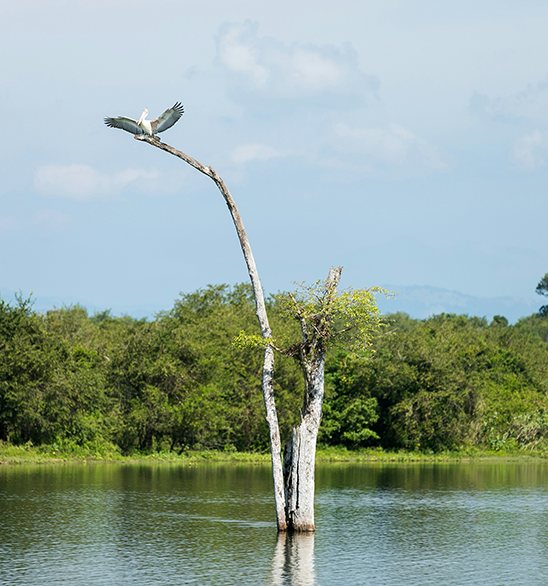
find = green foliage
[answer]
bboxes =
[233,330,272,350]
[321,352,379,447]
[535,273,548,316]
[1,286,548,455]
[492,315,509,327]
[166,284,302,450]
[0,295,54,443]
[274,279,389,358]
[536,273,548,297]
[0,299,112,445]
[321,312,548,452]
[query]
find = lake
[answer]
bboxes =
[1,461,548,585]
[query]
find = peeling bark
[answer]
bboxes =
[283,353,325,532]
[282,267,342,532]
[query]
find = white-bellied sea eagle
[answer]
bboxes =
[104,102,184,137]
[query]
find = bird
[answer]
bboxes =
[104,102,184,139]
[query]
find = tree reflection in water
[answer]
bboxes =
[270,532,318,586]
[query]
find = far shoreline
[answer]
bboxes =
[1,442,547,466]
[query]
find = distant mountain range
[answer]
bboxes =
[0,285,542,324]
[377,285,540,324]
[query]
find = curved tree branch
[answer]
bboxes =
[134,134,288,530]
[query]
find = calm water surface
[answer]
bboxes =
[1,461,548,585]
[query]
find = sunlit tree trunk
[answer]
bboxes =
[282,267,342,532]
[283,352,325,532]
[134,135,288,530]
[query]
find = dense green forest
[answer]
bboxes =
[1,284,548,455]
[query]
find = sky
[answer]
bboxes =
[1,0,547,319]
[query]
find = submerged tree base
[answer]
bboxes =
[283,425,318,532]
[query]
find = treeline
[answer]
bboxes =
[1,285,548,454]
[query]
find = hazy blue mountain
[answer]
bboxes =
[377,285,539,324]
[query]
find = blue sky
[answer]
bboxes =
[1,0,547,319]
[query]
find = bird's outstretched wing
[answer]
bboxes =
[104,116,143,135]
[151,102,184,134]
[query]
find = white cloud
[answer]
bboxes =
[469,76,548,124]
[230,126,447,174]
[289,49,345,89]
[334,123,448,170]
[512,129,548,170]
[34,164,158,200]
[232,143,284,164]
[217,23,269,88]
[213,22,448,176]
[216,21,378,107]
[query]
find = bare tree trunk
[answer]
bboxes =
[134,135,288,530]
[284,353,325,532]
[283,266,342,532]
[283,352,325,532]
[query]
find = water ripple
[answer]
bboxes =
[1,462,548,585]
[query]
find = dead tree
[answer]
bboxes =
[134,135,288,530]
[280,267,342,531]
[273,266,386,531]
[131,136,385,533]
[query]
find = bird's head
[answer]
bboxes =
[138,108,148,125]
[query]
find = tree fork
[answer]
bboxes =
[282,266,342,532]
[134,134,288,531]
